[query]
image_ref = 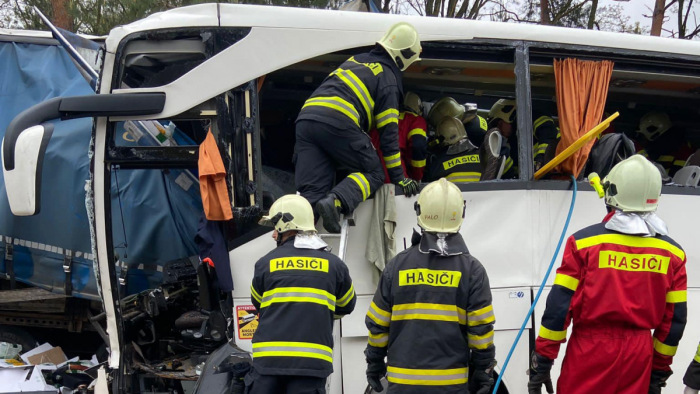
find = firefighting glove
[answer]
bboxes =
[366,357,386,392]
[527,352,554,394]
[471,360,496,394]
[397,178,419,197]
[649,370,673,394]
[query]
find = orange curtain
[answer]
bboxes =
[199,129,233,221]
[554,58,614,177]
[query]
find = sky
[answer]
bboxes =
[609,0,699,36]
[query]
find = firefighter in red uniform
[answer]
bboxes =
[370,91,428,181]
[528,154,688,394]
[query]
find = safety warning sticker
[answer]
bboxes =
[237,305,259,340]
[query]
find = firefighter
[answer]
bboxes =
[365,178,496,394]
[370,91,429,182]
[528,155,688,394]
[295,22,422,234]
[423,117,482,183]
[486,99,517,178]
[684,342,700,393]
[532,112,559,172]
[247,194,356,394]
[635,111,693,178]
[463,113,488,147]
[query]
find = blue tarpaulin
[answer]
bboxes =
[0,39,202,299]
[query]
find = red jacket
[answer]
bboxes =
[370,111,428,182]
[536,212,687,371]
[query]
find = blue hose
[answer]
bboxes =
[492,176,578,394]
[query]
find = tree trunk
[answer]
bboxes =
[650,0,666,36]
[51,0,72,30]
[540,0,550,24]
[587,0,598,29]
[678,0,685,37]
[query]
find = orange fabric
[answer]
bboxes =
[199,130,233,220]
[554,58,614,177]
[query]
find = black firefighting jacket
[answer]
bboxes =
[365,231,496,392]
[297,47,406,182]
[424,142,482,183]
[250,237,356,378]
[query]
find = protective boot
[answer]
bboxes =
[316,193,342,233]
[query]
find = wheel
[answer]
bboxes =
[0,325,39,354]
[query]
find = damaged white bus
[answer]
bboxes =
[3,4,700,393]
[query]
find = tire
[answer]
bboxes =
[0,325,39,354]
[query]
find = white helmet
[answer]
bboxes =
[428,97,465,127]
[404,92,422,114]
[637,111,671,142]
[415,178,465,233]
[436,117,467,146]
[603,155,662,212]
[378,22,422,71]
[259,194,317,233]
[488,99,517,124]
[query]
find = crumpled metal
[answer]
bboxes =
[294,232,328,250]
[418,230,469,256]
[605,210,668,237]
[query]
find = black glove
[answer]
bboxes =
[366,357,386,393]
[471,360,496,394]
[649,369,673,394]
[397,178,419,197]
[527,352,554,394]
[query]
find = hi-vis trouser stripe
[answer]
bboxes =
[446,172,481,183]
[367,301,391,327]
[391,303,467,324]
[331,68,374,129]
[253,341,333,363]
[376,108,400,128]
[411,159,426,168]
[384,152,402,169]
[534,143,548,157]
[368,331,389,348]
[337,283,355,307]
[468,331,494,349]
[666,290,687,303]
[654,338,678,356]
[348,173,370,200]
[387,366,468,386]
[694,343,700,363]
[261,287,336,311]
[468,305,495,326]
[539,326,567,341]
[251,285,262,303]
[407,128,427,139]
[302,96,360,127]
[674,159,686,167]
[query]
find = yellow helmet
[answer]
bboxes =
[603,155,662,212]
[259,194,316,233]
[638,111,671,142]
[404,91,422,114]
[415,178,465,233]
[488,99,517,124]
[378,22,421,71]
[437,117,467,146]
[428,97,465,127]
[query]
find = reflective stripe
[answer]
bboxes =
[666,290,687,303]
[384,152,402,169]
[251,285,262,303]
[368,331,389,348]
[467,330,494,349]
[392,303,467,325]
[367,301,391,327]
[260,287,336,311]
[539,326,567,341]
[654,338,678,356]
[253,341,333,363]
[534,116,553,130]
[411,159,426,168]
[331,68,374,129]
[554,273,579,291]
[657,155,674,163]
[387,366,468,386]
[303,96,360,127]
[504,157,513,173]
[467,305,495,326]
[348,173,370,200]
[673,160,686,167]
[534,144,548,156]
[337,283,355,307]
[695,343,700,363]
[446,172,480,183]
[376,108,400,128]
[575,234,685,260]
[407,128,427,139]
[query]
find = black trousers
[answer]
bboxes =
[294,120,384,213]
[244,369,326,394]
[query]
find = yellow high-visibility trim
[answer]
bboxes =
[253,351,332,363]
[410,159,426,168]
[654,338,677,356]
[666,290,687,303]
[370,301,391,317]
[534,116,552,130]
[673,160,686,167]
[261,297,335,310]
[387,366,468,375]
[467,305,495,325]
[387,366,468,385]
[251,285,262,302]
[467,331,494,349]
[332,68,374,129]
[384,152,402,169]
[575,234,685,260]
[446,172,481,183]
[694,343,700,363]
[384,152,401,161]
[391,302,467,324]
[388,377,469,385]
[367,301,391,327]
[252,341,332,352]
[377,108,399,119]
[348,173,370,200]
[407,128,427,139]
[504,157,513,173]
[554,273,579,291]
[303,98,360,127]
[657,155,674,163]
[538,326,567,341]
[376,108,400,128]
[337,283,355,307]
[260,287,336,310]
[368,331,388,348]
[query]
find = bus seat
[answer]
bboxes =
[480,128,505,181]
[685,149,700,167]
[672,166,700,187]
[651,162,672,183]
